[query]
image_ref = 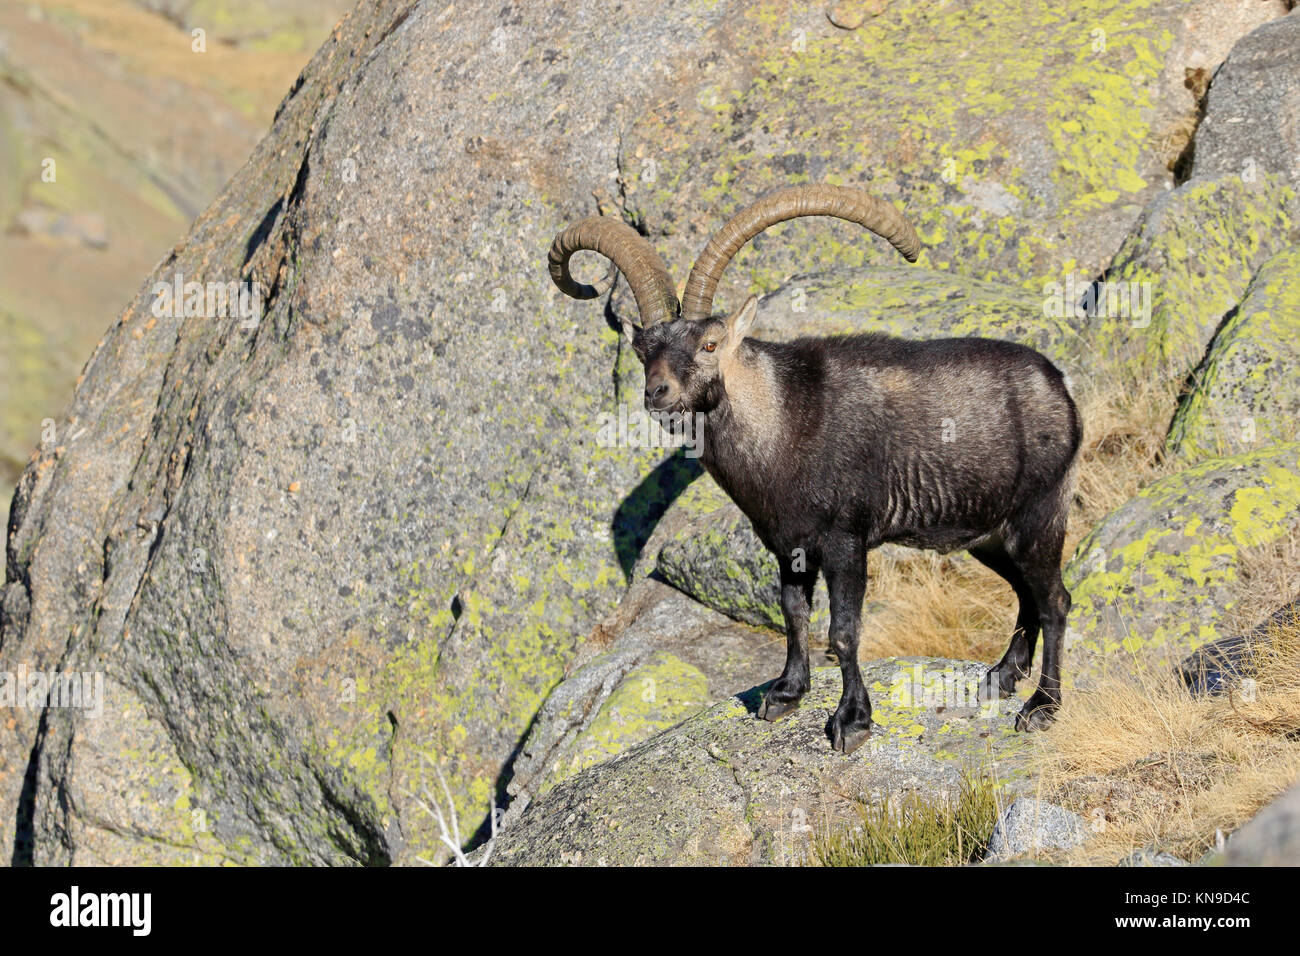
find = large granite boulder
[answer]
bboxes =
[0,0,732,866]
[492,659,1032,866]
[1166,247,1300,461]
[0,0,1288,867]
[1065,443,1300,680]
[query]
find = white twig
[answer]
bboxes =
[409,753,500,866]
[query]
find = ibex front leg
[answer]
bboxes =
[824,537,871,754]
[758,553,818,721]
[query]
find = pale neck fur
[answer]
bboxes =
[711,342,783,463]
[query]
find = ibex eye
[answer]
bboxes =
[703,341,717,353]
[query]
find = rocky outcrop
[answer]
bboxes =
[505,581,785,806]
[1225,779,1300,865]
[1191,12,1300,191]
[1167,248,1300,461]
[3,0,736,866]
[1,0,1293,868]
[492,660,1032,866]
[1065,443,1300,680]
[1092,173,1294,378]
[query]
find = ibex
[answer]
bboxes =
[549,184,1081,755]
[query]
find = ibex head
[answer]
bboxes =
[548,183,920,415]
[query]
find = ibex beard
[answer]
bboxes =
[550,184,1081,756]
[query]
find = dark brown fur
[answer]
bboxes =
[629,298,1081,753]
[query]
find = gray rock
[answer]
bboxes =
[613,0,1275,302]
[984,797,1088,861]
[1192,12,1300,191]
[1225,779,1300,865]
[1064,443,1300,681]
[492,659,1033,866]
[1119,847,1190,867]
[1093,173,1295,380]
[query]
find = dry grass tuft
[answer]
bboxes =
[861,550,1014,662]
[1033,616,1300,863]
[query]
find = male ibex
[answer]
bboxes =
[549,184,1081,755]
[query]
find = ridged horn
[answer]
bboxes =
[679,184,921,320]
[548,216,679,327]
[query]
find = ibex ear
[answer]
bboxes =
[621,319,646,360]
[726,295,758,343]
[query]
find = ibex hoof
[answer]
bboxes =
[826,711,872,755]
[758,695,801,722]
[1015,693,1059,732]
[978,663,1023,701]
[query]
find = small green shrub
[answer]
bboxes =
[814,768,1002,867]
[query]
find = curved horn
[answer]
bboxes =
[548,217,679,327]
[679,184,921,320]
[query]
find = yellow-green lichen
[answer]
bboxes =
[545,653,712,790]
[1065,443,1300,676]
[626,0,1186,298]
[1167,247,1300,461]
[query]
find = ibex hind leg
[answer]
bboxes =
[1002,491,1072,732]
[822,538,872,755]
[970,540,1040,702]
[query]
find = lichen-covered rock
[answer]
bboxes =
[752,266,1089,380]
[654,476,787,630]
[1225,779,1300,865]
[0,0,755,866]
[1064,443,1300,678]
[615,0,1279,303]
[1094,173,1294,379]
[1192,12,1300,192]
[551,653,711,787]
[0,0,1288,868]
[506,583,785,806]
[492,659,1032,866]
[984,798,1089,862]
[1167,248,1300,461]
